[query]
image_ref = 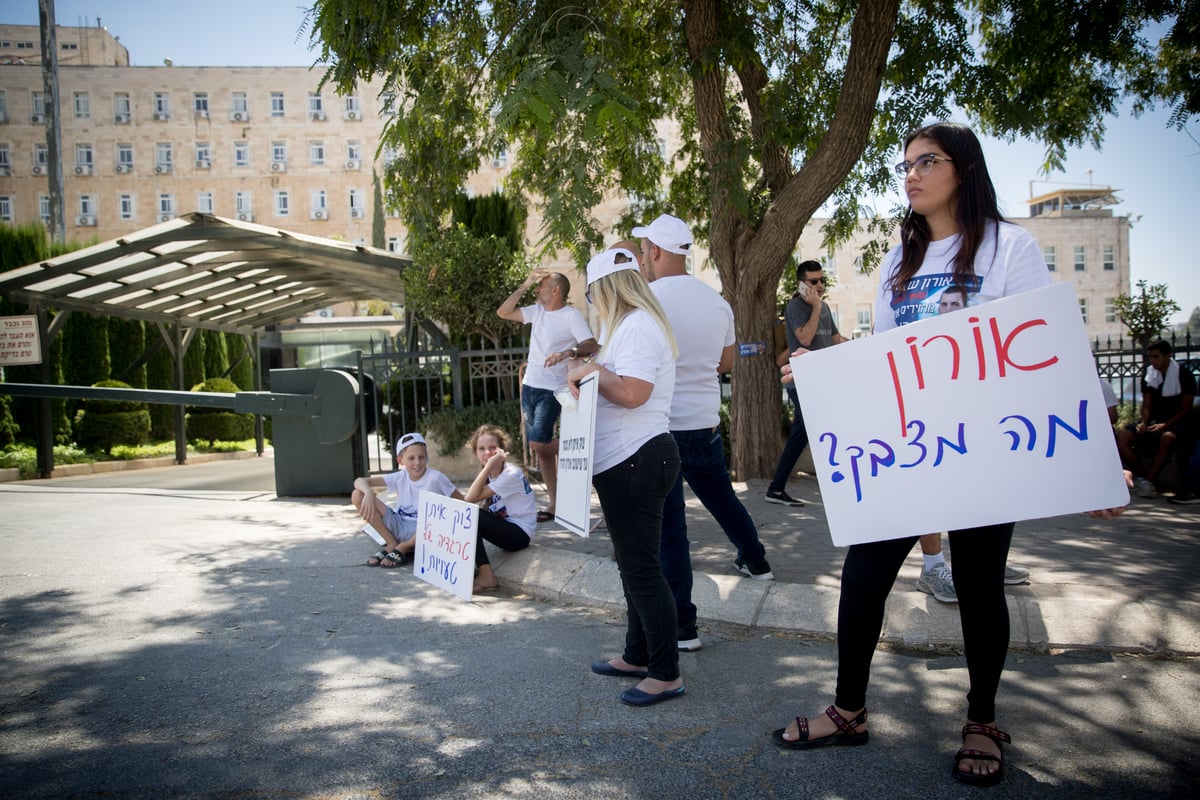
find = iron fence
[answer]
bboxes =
[357,332,528,471]
[1092,330,1200,408]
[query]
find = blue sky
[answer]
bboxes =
[11,0,1200,323]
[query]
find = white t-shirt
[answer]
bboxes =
[381,466,458,524]
[651,274,734,430]
[874,221,1051,333]
[520,304,595,390]
[593,309,676,474]
[485,460,537,537]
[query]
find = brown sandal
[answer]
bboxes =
[952,723,1011,786]
[771,705,869,750]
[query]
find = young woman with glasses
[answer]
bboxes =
[772,122,1054,786]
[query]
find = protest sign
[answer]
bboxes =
[0,315,41,366]
[413,490,478,601]
[792,281,1128,546]
[554,373,598,537]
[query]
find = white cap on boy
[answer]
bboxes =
[396,432,426,454]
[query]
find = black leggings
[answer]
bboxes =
[835,523,1013,723]
[475,510,530,567]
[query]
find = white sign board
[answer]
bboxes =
[792,281,1128,546]
[554,373,598,537]
[0,315,42,366]
[413,490,478,601]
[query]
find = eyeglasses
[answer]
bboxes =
[805,278,826,286]
[894,153,953,177]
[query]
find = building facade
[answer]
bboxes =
[0,23,1130,341]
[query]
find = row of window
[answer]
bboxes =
[1044,244,1117,272]
[0,189,376,225]
[0,140,380,174]
[0,39,77,51]
[0,88,394,124]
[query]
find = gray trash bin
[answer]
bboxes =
[269,367,363,496]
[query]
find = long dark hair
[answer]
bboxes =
[887,122,1004,295]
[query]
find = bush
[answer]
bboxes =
[186,377,252,446]
[421,400,522,457]
[187,411,255,446]
[76,409,152,450]
[74,380,152,451]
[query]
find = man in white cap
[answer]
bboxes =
[634,213,775,653]
[498,269,598,522]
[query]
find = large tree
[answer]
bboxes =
[307,0,1196,477]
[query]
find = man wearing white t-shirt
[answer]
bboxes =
[634,214,774,653]
[498,268,598,521]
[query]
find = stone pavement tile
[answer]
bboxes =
[882,590,966,647]
[690,573,769,627]
[1022,594,1184,653]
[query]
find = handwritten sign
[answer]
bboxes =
[792,281,1128,546]
[555,372,598,537]
[413,490,478,601]
[0,316,42,366]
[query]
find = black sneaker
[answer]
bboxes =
[734,558,775,581]
[765,488,804,506]
[1169,491,1200,505]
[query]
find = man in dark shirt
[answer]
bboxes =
[1117,340,1196,497]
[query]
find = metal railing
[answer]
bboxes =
[1092,331,1200,408]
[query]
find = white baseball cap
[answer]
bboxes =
[396,432,426,453]
[585,248,639,288]
[631,214,693,255]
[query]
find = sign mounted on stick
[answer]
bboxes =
[0,316,41,366]
[792,281,1128,546]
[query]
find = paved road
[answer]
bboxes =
[1,457,1197,798]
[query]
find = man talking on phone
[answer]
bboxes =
[765,259,848,506]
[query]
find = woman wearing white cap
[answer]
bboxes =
[567,247,684,706]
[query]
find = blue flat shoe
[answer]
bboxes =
[620,685,685,706]
[591,660,648,678]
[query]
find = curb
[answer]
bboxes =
[491,547,1200,657]
[0,448,265,482]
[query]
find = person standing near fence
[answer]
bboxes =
[498,269,598,522]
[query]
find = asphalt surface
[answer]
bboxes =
[1,453,1197,799]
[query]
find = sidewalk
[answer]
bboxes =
[499,473,1200,656]
[6,454,1197,656]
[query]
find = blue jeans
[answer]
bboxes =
[593,433,681,681]
[769,386,809,493]
[521,385,560,444]
[661,427,768,631]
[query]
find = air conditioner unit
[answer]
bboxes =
[73,164,93,176]
[195,110,209,119]
[31,113,45,124]
[350,208,364,219]
[231,111,246,122]
[237,213,253,222]
[345,110,359,120]
[492,158,507,168]
[31,164,46,176]
[159,214,173,223]
[312,210,326,220]
[0,111,7,123]
[154,164,171,174]
[152,112,169,121]
[345,159,360,170]
[311,111,326,121]
[114,113,130,124]
[195,159,211,169]
[270,161,285,172]
[76,215,95,226]
[114,164,131,174]
[0,166,9,177]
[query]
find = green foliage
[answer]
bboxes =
[62,313,110,391]
[1113,279,1182,351]
[226,333,256,392]
[146,334,176,439]
[421,400,523,457]
[186,412,255,447]
[75,409,151,451]
[451,191,526,254]
[203,330,231,380]
[107,317,147,388]
[186,377,252,446]
[0,443,90,479]
[80,379,148,413]
[405,224,531,346]
[372,170,387,249]
[0,394,17,448]
[183,332,205,390]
